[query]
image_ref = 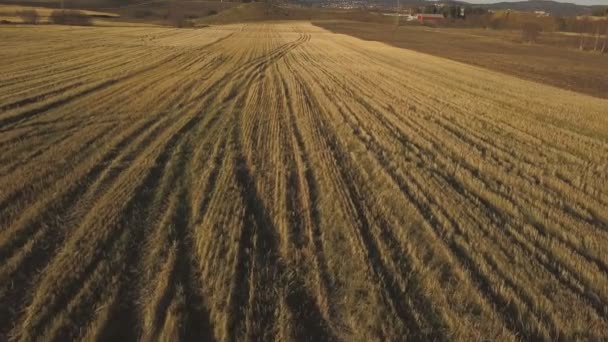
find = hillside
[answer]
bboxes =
[199,2,392,25]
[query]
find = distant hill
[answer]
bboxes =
[471,1,596,16]
[0,0,230,10]
[2,0,604,17]
[198,2,395,24]
[294,0,463,6]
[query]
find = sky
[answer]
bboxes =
[465,0,608,5]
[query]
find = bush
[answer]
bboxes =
[207,9,218,16]
[17,9,39,24]
[521,22,542,43]
[50,10,92,26]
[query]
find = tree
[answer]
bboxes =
[521,22,541,43]
[424,5,436,14]
[602,21,608,53]
[594,24,601,51]
[591,7,607,17]
[578,16,591,50]
[554,16,567,32]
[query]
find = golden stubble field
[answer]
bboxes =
[1,22,608,341]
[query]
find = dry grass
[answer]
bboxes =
[0,22,607,341]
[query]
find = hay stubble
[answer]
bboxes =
[1,23,607,341]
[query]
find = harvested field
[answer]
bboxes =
[1,23,608,341]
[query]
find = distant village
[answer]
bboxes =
[314,0,607,36]
[316,0,606,21]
